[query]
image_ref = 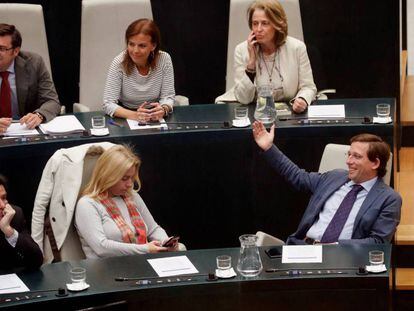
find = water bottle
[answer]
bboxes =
[236,234,263,277]
[254,84,276,124]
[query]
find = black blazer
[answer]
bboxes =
[0,205,43,270]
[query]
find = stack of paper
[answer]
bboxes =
[308,105,345,119]
[0,274,29,294]
[147,255,199,277]
[127,118,168,130]
[3,123,39,136]
[39,115,85,135]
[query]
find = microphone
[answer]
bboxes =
[115,276,146,282]
[115,273,209,282]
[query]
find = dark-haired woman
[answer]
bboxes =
[103,19,175,122]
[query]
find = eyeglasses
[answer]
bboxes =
[0,46,14,53]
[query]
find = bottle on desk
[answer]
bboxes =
[237,234,263,277]
[254,84,276,124]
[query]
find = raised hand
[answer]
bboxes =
[252,121,275,151]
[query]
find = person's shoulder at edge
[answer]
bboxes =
[283,36,307,51]
[109,50,127,67]
[157,50,173,68]
[77,195,98,207]
[235,40,248,52]
[15,50,46,67]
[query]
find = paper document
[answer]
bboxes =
[308,105,345,119]
[0,274,30,294]
[282,245,323,263]
[127,118,168,130]
[147,255,199,277]
[39,115,85,135]
[3,123,39,136]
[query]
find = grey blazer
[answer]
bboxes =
[263,145,402,244]
[15,51,61,122]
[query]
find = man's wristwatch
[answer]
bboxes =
[35,112,44,122]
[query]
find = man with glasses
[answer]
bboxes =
[0,23,60,134]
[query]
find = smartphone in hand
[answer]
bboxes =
[162,236,180,247]
[144,103,156,110]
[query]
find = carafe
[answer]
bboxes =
[254,84,276,124]
[236,234,262,277]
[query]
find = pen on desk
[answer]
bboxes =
[109,119,124,127]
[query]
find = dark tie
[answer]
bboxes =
[320,184,364,243]
[0,71,12,118]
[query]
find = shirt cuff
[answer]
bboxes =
[6,229,18,247]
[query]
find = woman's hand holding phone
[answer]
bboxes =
[162,236,180,249]
[247,31,258,70]
[147,240,168,253]
[137,102,164,122]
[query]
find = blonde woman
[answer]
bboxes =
[233,0,316,113]
[75,145,177,258]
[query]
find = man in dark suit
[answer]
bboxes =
[252,121,401,244]
[0,174,43,270]
[0,23,60,134]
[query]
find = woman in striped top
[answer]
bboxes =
[103,19,175,122]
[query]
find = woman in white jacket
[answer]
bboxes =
[232,0,316,113]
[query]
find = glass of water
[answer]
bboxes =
[91,116,106,128]
[254,85,276,124]
[70,267,86,284]
[376,104,390,118]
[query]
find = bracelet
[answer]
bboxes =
[35,112,44,122]
[245,67,256,73]
[161,105,170,117]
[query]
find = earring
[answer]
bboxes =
[151,50,155,59]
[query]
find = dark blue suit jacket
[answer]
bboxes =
[263,145,402,244]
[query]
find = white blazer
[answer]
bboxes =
[31,142,115,263]
[216,36,317,105]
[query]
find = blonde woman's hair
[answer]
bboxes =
[82,145,141,199]
[247,0,288,48]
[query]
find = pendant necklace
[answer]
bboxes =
[260,49,283,84]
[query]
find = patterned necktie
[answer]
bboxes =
[320,184,364,243]
[0,71,12,118]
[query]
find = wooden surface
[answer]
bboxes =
[395,268,414,290]
[395,148,414,244]
[402,76,414,125]
[401,50,408,101]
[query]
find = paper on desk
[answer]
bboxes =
[0,274,29,294]
[282,245,323,263]
[147,255,199,277]
[39,115,85,135]
[308,105,345,119]
[3,123,39,136]
[127,118,168,130]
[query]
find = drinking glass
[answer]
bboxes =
[70,267,86,284]
[91,116,106,128]
[369,250,384,266]
[234,107,248,120]
[376,104,390,118]
[216,255,232,270]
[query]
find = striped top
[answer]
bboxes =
[103,50,175,117]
